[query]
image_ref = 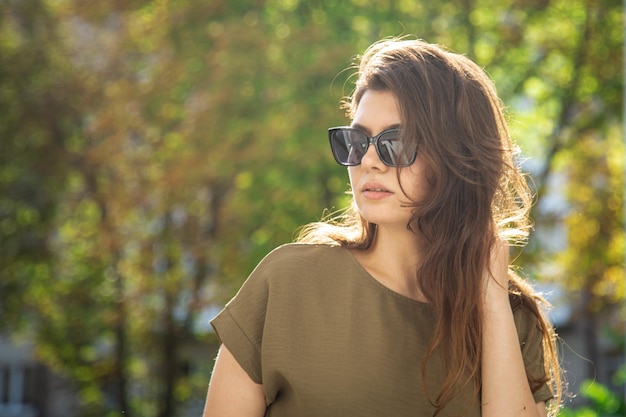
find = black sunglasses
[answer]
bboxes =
[328,126,417,167]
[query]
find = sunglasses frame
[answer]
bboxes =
[328,126,417,167]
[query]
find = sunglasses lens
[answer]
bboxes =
[329,129,367,166]
[377,130,414,166]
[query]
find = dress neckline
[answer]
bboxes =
[339,246,431,308]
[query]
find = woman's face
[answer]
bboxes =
[348,89,429,230]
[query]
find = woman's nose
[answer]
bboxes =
[359,143,387,171]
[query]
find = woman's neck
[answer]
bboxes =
[353,225,427,302]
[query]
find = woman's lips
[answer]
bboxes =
[362,182,393,199]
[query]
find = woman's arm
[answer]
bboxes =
[203,344,267,417]
[481,242,548,417]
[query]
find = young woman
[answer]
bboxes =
[203,38,563,417]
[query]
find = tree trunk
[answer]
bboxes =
[114,261,131,417]
[159,295,178,417]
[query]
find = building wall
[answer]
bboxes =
[0,336,78,417]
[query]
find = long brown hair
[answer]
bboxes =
[298,38,562,416]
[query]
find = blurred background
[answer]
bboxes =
[0,0,623,416]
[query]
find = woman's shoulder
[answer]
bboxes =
[262,243,347,268]
[509,290,547,338]
[231,244,347,297]
[247,243,351,291]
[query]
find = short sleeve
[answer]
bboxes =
[210,251,275,384]
[513,306,554,404]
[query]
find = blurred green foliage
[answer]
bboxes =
[0,0,622,416]
[560,371,626,417]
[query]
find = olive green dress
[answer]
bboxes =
[211,244,552,417]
